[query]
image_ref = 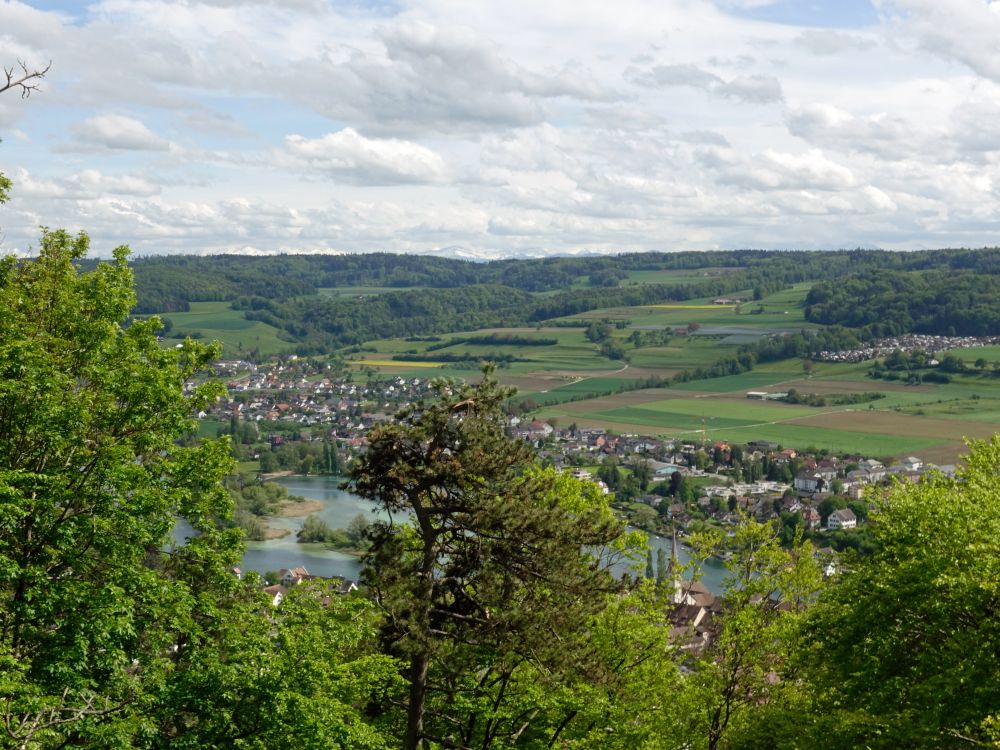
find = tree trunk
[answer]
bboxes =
[404,652,430,750]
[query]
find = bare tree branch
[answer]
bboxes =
[1,60,52,98]
[2,689,132,750]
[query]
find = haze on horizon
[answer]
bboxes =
[2,0,1000,258]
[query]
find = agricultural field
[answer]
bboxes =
[535,355,1000,461]
[159,302,290,357]
[554,289,814,333]
[508,376,635,406]
[352,327,628,379]
[942,344,1000,363]
[353,360,444,368]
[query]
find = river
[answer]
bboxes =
[227,475,728,593]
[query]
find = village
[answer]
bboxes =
[814,333,1000,363]
[199,356,957,616]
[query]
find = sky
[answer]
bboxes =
[2,0,1000,258]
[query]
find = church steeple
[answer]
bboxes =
[669,518,683,604]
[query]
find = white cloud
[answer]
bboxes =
[2,0,1000,255]
[705,147,856,191]
[715,74,784,103]
[626,63,783,103]
[948,89,1000,154]
[716,0,782,8]
[65,170,161,197]
[70,115,171,151]
[786,103,919,159]
[6,168,65,199]
[278,129,447,185]
[794,30,876,56]
[276,21,620,137]
[878,0,1000,82]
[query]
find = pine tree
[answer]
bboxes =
[350,368,635,749]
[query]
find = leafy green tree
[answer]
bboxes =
[349,370,637,749]
[0,230,238,744]
[681,518,824,750]
[297,514,334,543]
[346,512,370,547]
[552,581,685,748]
[818,494,847,522]
[585,321,612,343]
[600,338,628,360]
[258,449,277,473]
[598,455,623,490]
[0,231,393,747]
[145,580,400,749]
[802,437,1000,748]
[656,548,669,586]
[631,457,654,491]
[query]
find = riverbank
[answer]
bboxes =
[258,469,295,481]
[276,498,325,517]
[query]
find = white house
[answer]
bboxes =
[262,584,287,606]
[827,508,857,531]
[794,471,825,493]
[280,566,310,587]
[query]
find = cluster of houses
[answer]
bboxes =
[198,359,440,442]
[814,334,998,363]
[549,428,954,537]
[256,565,358,607]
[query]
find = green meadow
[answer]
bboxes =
[159,302,290,357]
[508,376,634,405]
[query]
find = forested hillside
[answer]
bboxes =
[805,269,1000,336]
[239,284,537,348]
[117,248,915,313]
[122,247,1000,348]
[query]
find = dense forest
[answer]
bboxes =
[805,269,1000,336]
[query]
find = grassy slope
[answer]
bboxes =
[161,302,290,357]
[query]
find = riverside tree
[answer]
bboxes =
[349,369,641,749]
